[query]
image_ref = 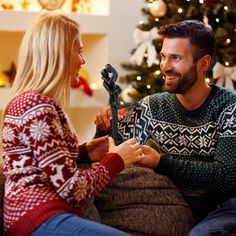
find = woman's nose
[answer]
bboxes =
[81,57,85,65]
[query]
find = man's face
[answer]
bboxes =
[160,37,199,94]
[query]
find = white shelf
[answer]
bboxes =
[70,88,108,107]
[0,87,109,109]
[0,10,109,34]
[0,10,109,92]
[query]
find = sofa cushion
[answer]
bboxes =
[95,166,196,236]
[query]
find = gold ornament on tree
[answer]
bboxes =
[150,0,167,18]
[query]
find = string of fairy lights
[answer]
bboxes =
[132,0,235,88]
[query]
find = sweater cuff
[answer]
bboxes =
[100,153,124,180]
[94,128,111,139]
[76,143,92,165]
[154,153,173,175]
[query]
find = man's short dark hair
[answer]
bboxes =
[158,20,216,62]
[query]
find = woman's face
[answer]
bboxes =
[70,34,85,85]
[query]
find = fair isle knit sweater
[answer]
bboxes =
[1,91,124,236]
[117,84,236,202]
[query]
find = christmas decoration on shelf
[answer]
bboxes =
[72,0,92,14]
[1,2,14,10]
[37,0,65,10]
[119,0,236,101]
[71,0,80,12]
[3,62,16,84]
[0,73,10,87]
[71,68,93,96]
[0,0,94,12]
[0,62,16,87]
[20,0,31,10]
[0,0,33,11]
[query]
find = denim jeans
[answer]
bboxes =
[189,197,236,236]
[31,212,130,236]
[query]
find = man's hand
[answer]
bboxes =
[86,136,109,162]
[94,107,112,131]
[137,145,160,168]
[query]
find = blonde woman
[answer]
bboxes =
[1,13,144,236]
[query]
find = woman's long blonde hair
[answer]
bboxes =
[4,12,80,115]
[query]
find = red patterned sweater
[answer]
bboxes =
[1,91,124,236]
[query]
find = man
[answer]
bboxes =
[95,20,236,235]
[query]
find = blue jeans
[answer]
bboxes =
[31,212,130,236]
[189,197,236,236]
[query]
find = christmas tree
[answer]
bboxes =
[120,0,236,102]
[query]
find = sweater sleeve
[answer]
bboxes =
[155,104,236,196]
[22,101,124,206]
[76,143,92,164]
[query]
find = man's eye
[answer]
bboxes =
[160,55,165,60]
[173,56,181,61]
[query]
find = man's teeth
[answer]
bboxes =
[166,75,176,79]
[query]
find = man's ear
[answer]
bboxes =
[199,55,211,72]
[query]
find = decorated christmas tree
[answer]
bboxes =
[120,0,236,102]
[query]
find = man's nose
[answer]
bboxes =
[161,59,172,72]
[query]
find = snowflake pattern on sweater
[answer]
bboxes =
[117,84,236,199]
[2,91,123,235]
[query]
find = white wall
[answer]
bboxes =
[108,0,144,77]
[73,0,145,142]
[76,0,145,143]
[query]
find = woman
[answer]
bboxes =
[1,13,143,236]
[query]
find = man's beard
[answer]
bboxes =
[163,65,198,94]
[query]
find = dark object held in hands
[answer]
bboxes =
[101,64,139,145]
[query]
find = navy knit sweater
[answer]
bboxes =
[117,84,236,204]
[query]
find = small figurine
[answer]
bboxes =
[1,2,13,10]
[101,64,139,145]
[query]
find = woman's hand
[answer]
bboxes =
[109,137,143,167]
[136,145,160,168]
[86,136,109,162]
